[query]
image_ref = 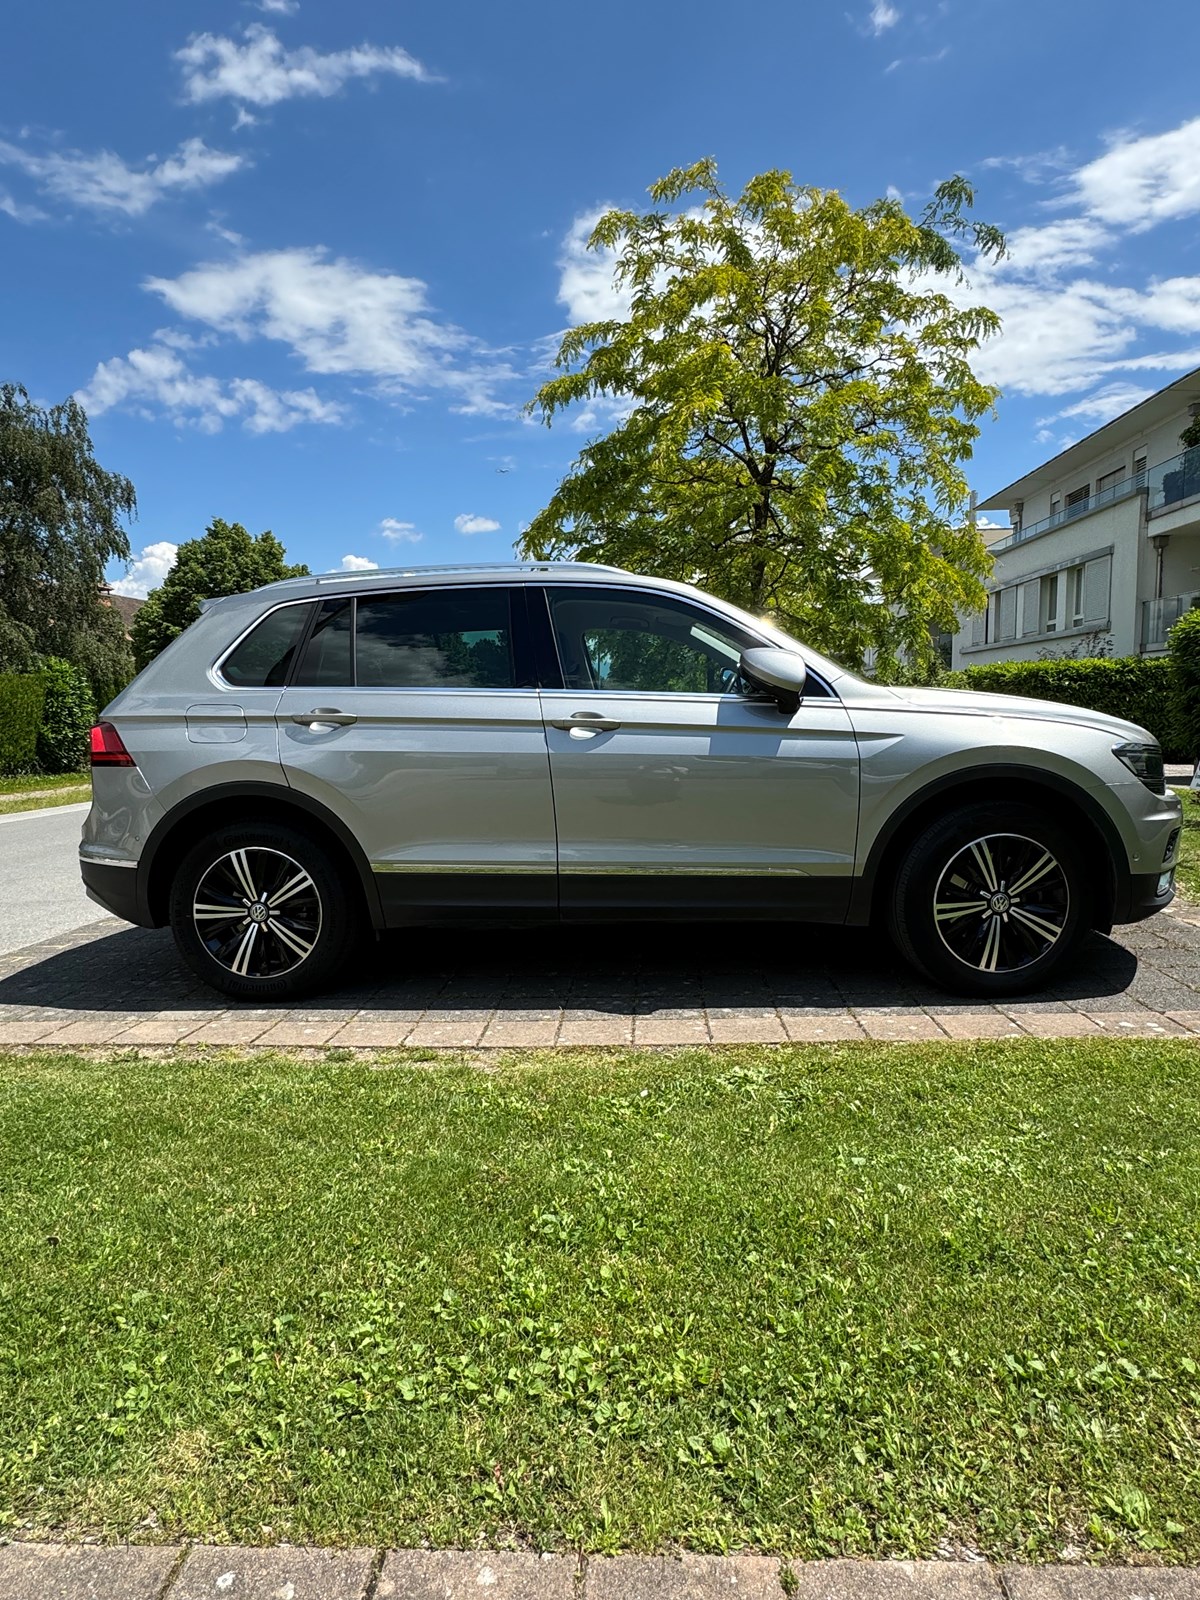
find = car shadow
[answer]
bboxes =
[0,918,1142,1015]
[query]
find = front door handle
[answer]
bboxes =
[549,711,621,734]
[290,708,357,728]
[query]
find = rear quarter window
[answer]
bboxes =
[221,603,314,688]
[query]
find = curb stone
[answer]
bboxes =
[1,1550,1199,1600]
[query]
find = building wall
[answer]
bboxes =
[952,497,1144,667]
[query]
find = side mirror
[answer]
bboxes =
[739,647,807,712]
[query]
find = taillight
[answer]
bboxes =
[89,722,135,767]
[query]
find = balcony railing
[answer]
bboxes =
[1148,446,1200,516]
[1142,592,1200,651]
[989,474,1145,552]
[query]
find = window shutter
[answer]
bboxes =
[971,607,986,646]
[1020,580,1040,635]
[998,586,1017,641]
[1082,556,1111,624]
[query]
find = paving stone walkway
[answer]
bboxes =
[3,905,1200,1047]
[0,1546,1196,1600]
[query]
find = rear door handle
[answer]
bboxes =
[290,708,357,728]
[549,712,621,734]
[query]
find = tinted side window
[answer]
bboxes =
[546,588,755,694]
[294,598,353,686]
[356,589,516,688]
[221,603,313,688]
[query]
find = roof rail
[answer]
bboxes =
[258,560,629,591]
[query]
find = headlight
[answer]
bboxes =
[1112,741,1165,793]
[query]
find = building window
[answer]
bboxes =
[1097,467,1126,495]
[1049,493,1061,524]
[1133,450,1148,486]
[1065,483,1091,517]
[1040,557,1111,635]
[1040,572,1061,632]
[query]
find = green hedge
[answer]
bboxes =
[0,674,48,775]
[947,656,1182,757]
[35,656,96,774]
[1168,609,1200,760]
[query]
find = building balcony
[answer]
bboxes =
[987,445,1200,554]
[1148,445,1200,518]
[1142,592,1200,652]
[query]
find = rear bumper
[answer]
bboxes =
[80,859,154,927]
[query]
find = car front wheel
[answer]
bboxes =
[888,801,1089,996]
[169,822,355,1000]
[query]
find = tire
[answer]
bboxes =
[888,801,1089,997]
[169,821,356,1001]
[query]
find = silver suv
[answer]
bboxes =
[80,562,1181,1000]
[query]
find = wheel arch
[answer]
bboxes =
[138,783,384,931]
[850,765,1124,933]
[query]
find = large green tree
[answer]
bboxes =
[131,519,309,670]
[520,162,1006,675]
[0,384,136,698]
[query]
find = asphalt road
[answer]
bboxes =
[0,803,107,957]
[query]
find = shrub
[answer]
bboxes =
[0,673,48,775]
[35,656,96,774]
[1168,608,1200,760]
[946,656,1182,757]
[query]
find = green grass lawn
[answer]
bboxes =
[1173,788,1200,902]
[1,1042,1198,1559]
[0,773,91,815]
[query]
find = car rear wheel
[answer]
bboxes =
[888,801,1090,996]
[170,822,355,1000]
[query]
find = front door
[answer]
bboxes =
[274,583,557,921]
[535,584,860,920]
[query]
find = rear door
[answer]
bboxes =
[535,584,860,921]
[272,583,557,921]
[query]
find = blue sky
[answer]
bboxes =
[4,0,1200,595]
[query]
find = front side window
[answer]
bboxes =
[546,587,756,695]
[221,602,314,688]
[355,588,516,688]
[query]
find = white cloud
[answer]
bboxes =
[0,136,242,217]
[112,541,178,599]
[145,246,511,415]
[339,553,377,570]
[0,188,47,223]
[177,24,432,107]
[454,513,500,535]
[77,343,344,433]
[378,518,423,543]
[867,0,900,32]
[258,0,298,12]
[557,210,628,326]
[1039,383,1155,426]
[1071,117,1200,231]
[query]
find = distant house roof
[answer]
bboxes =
[978,364,1200,512]
[108,594,144,631]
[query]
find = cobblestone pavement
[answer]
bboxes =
[0,1545,1195,1600]
[3,904,1200,1047]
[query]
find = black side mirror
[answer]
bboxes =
[739,647,808,713]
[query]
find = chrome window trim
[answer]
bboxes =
[209,577,838,700]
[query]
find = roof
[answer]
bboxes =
[978,364,1200,511]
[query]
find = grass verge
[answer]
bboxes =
[0,785,91,816]
[0,772,90,797]
[1174,788,1200,902]
[0,1041,1197,1559]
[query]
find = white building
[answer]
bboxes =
[952,368,1200,667]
